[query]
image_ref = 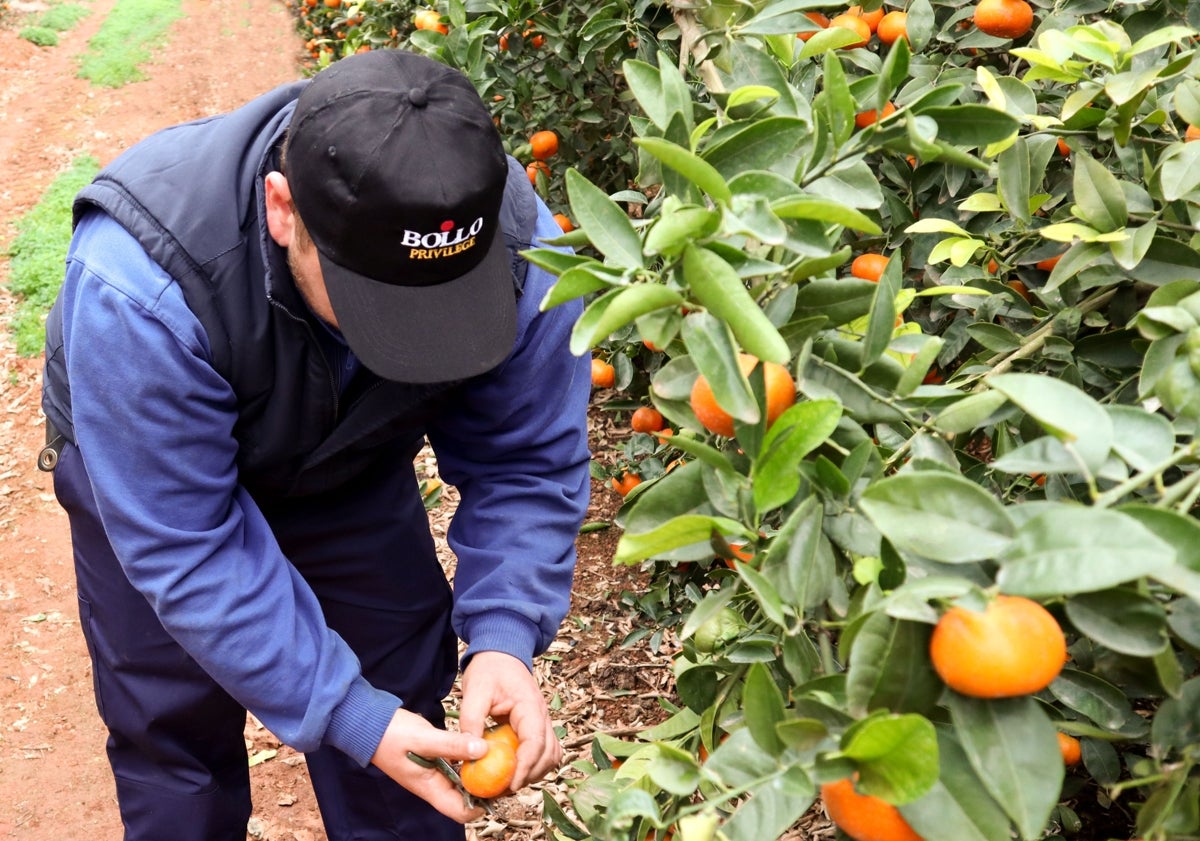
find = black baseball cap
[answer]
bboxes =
[284,49,516,383]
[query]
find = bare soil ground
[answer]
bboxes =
[0,2,668,838]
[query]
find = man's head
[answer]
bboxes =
[263,49,516,383]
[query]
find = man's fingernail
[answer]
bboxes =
[468,738,489,757]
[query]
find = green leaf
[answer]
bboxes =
[958,192,1004,213]
[623,58,671,130]
[770,196,882,234]
[1174,79,1200,127]
[570,285,685,356]
[721,766,815,841]
[860,252,904,368]
[1072,152,1127,233]
[744,663,787,754]
[521,248,592,277]
[677,812,721,841]
[542,790,589,840]
[1065,589,1168,657]
[736,561,787,627]
[1120,505,1200,603]
[906,218,973,237]
[622,53,694,133]
[987,373,1114,473]
[1037,222,1116,243]
[919,105,1021,147]
[635,137,732,204]
[1131,237,1200,285]
[605,788,661,825]
[680,587,738,642]
[1109,221,1157,271]
[933,390,1009,435]
[877,36,911,104]
[1159,140,1200,202]
[1049,669,1144,733]
[726,85,782,110]
[646,426,740,477]
[901,728,1013,841]
[644,206,721,257]
[846,613,943,718]
[820,49,856,146]
[966,323,1022,353]
[858,472,1015,563]
[807,159,884,210]
[1150,678,1200,758]
[894,335,944,398]
[1130,25,1195,55]
[1106,405,1175,472]
[752,399,842,514]
[727,194,787,246]
[997,139,1032,225]
[1043,241,1108,293]
[566,169,645,268]
[703,117,808,180]
[842,714,940,804]
[799,25,864,59]
[645,743,702,796]
[614,514,750,564]
[997,506,1175,596]
[682,313,760,426]
[538,263,620,311]
[948,695,1064,841]
[683,245,790,365]
[793,278,876,326]
[763,496,831,611]
[661,112,704,205]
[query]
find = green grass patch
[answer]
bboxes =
[77,0,183,88]
[41,2,90,31]
[17,1,91,46]
[19,26,60,46]
[6,156,100,357]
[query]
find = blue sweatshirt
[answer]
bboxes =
[54,201,591,766]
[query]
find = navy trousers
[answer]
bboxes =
[54,441,465,841]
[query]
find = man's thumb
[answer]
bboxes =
[415,729,489,762]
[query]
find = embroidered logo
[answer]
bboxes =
[401,217,484,260]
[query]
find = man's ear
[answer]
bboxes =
[264,171,296,247]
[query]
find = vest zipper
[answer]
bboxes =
[267,298,341,419]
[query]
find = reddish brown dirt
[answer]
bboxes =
[0,3,662,839]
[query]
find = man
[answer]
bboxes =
[40,49,591,840]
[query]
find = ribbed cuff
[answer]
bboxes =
[461,610,541,670]
[323,676,403,767]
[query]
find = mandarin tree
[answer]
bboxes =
[281,1,1200,839]
[514,3,1200,839]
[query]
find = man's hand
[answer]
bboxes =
[370,707,490,823]
[460,651,561,791]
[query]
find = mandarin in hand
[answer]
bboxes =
[460,724,519,800]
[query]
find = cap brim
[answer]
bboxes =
[319,233,518,383]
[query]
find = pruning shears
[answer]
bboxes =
[406,751,496,815]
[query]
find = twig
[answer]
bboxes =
[969,288,1118,390]
[670,6,725,94]
[562,726,644,749]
